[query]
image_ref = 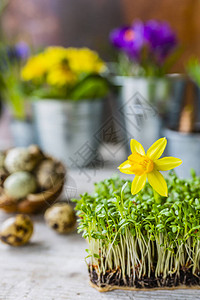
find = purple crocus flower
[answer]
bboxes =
[110,20,177,66]
[110,21,146,61]
[110,26,132,49]
[144,20,177,63]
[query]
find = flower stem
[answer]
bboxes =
[153,190,161,204]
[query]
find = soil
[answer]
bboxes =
[89,265,200,290]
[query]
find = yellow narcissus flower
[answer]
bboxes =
[118,138,182,197]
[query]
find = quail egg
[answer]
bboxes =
[44,203,76,234]
[36,159,65,190]
[28,144,44,163]
[5,147,38,173]
[0,214,33,246]
[4,171,37,199]
[0,168,8,187]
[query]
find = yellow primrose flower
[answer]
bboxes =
[43,47,69,69]
[65,47,106,74]
[44,46,67,58]
[118,138,182,197]
[21,47,106,88]
[47,66,76,86]
[21,53,48,81]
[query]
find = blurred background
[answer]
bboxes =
[1,0,199,70]
[0,0,200,180]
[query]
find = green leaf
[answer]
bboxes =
[69,74,109,100]
[172,226,177,233]
[118,219,127,226]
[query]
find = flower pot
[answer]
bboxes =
[194,85,200,127]
[114,75,186,152]
[164,128,200,178]
[32,99,104,168]
[10,119,36,147]
[165,74,187,129]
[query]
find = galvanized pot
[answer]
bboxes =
[114,75,186,152]
[166,74,186,129]
[10,119,36,147]
[194,84,200,127]
[164,128,200,178]
[32,99,104,168]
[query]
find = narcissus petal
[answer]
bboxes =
[155,157,182,171]
[147,137,167,160]
[147,169,168,197]
[131,174,147,195]
[118,160,134,174]
[130,139,145,155]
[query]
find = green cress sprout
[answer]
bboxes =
[73,172,200,285]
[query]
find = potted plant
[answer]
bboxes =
[0,42,36,146]
[109,20,185,151]
[74,138,200,291]
[0,0,12,119]
[21,47,110,167]
[187,57,200,125]
[164,58,200,178]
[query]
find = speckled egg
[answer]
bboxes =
[4,171,37,199]
[28,144,44,163]
[44,203,76,234]
[36,159,65,190]
[5,147,38,173]
[0,168,8,187]
[0,214,33,246]
[0,152,5,169]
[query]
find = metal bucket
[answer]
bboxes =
[10,119,36,147]
[194,85,200,127]
[166,74,186,129]
[164,128,200,178]
[114,75,186,152]
[32,99,104,168]
[114,76,169,151]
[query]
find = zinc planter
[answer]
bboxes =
[164,128,200,178]
[165,74,186,129]
[115,75,186,152]
[10,119,36,147]
[195,85,200,126]
[32,99,104,168]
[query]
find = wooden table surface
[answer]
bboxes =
[0,169,200,300]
